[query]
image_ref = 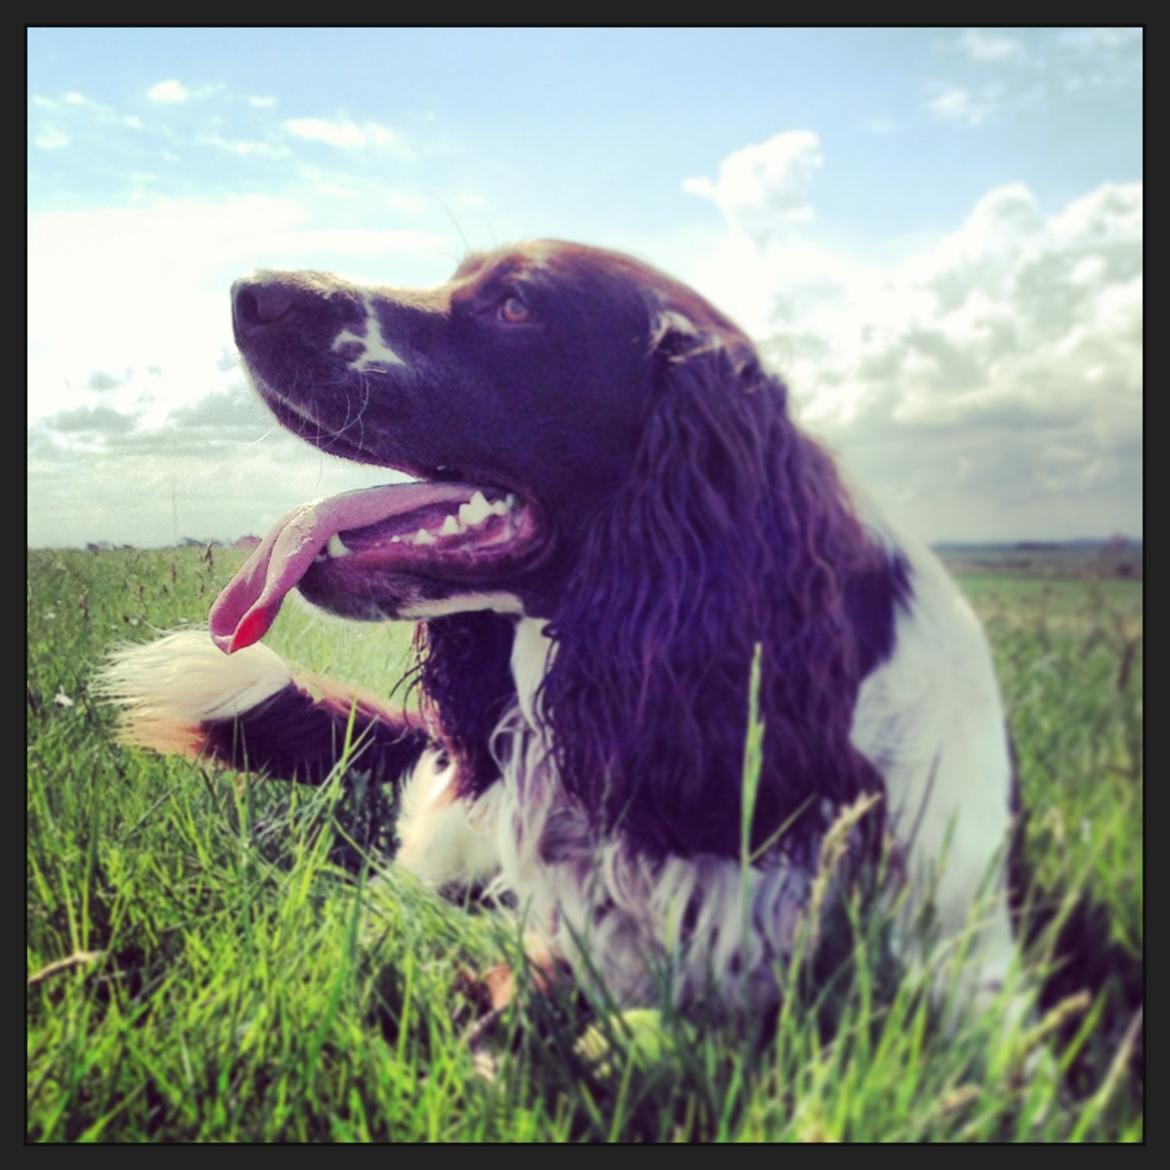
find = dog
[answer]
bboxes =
[101,240,1020,1016]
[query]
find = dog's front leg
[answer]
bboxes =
[98,630,429,785]
[394,753,505,888]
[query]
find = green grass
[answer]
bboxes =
[27,548,1142,1141]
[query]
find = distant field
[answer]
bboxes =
[27,547,1142,1141]
[935,539,1142,583]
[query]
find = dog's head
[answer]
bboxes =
[213,238,889,855]
[212,240,757,647]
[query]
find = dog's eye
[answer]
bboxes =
[498,294,530,325]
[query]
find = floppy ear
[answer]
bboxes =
[540,310,883,859]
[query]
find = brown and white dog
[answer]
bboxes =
[101,241,1020,1014]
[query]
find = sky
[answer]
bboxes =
[28,27,1142,547]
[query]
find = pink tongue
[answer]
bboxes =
[209,482,476,654]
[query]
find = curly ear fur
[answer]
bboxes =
[540,320,886,858]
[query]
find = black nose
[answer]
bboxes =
[232,279,296,337]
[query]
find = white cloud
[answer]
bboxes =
[954,29,1025,64]
[1048,29,1142,93]
[662,135,1141,539]
[383,190,426,216]
[34,127,69,150]
[197,131,289,159]
[283,116,413,157]
[683,131,823,246]
[248,95,278,108]
[28,195,451,428]
[315,182,356,200]
[147,79,192,103]
[293,227,447,256]
[27,425,421,548]
[27,194,460,546]
[30,90,150,144]
[818,183,1138,537]
[34,91,113,116]
[1060,27,1141,53]
[924,83,1001,127]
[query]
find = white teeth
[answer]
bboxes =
[459,490,492,527]
[327,534,352,559]
[374,492,519,552]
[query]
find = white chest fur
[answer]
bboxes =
[510,616,555,728]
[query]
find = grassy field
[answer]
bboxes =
[27,546,1142,1141]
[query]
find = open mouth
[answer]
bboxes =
[210,478,540,653]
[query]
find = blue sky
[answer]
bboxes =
[29,27,1142,546]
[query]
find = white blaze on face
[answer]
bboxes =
[331,292,406,369]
